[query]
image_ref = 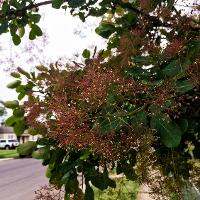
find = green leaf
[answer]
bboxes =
[17,67,31,78]
[177,118,188,133]
[80,150,92,160]
[102,49,111,58]
[116,162,137,181]
[175,80,194,93]
[134,56,153,65]
[124,67,150,80]
[3,100,19,109]
[9,23,18,36]
[64,193,70,200]
[52,0,64,9]
[167,0,175,8]
[2,1,9,15]
[151,114,182,148]
[16,85,25,93]
[98,114,128,135]
[25,81,35,90]
[18,92,26,100]
[78,12,85,22]
[32,147,50,160]
[28,126,47,136]
[118,12,137,27]
[29,29,36,40]
[10,72,20,78]
[17,141,37,156]
[14,120,25,136]
[13,108,25,117]
[61,172,71,184]
[31,24,43,36]
[28,128,38,136]
[12,34,21,45]
[0,21,9,34]
[91,174,108,190]
[10,0,19,8]
[46,165,53,178]
[148,104,162,114]
[95,23,115,39]
[4,115,17,126]
[130,111,148,126]
[29,14,41,23]
[7,80,21,89]
[18,27,25,38]
[107,178,116,188]
[162,58,190,77]
[82,49,90,59]
[116,162,123,174]
[68,0,85,8]
[187,40,200,59]
[36,65,48,72]
[85,184,94,200]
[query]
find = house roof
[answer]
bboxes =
[0,126,29,135]
[0,126,13,133]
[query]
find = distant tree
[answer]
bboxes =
[0,106,5,116]
[1,0,200,199]
[0,105,7,124]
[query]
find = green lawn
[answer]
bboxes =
[94,177,139,200]
[0,149,19,159]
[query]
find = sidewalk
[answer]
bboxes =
[137,185,153,200]
[0,158,13,162]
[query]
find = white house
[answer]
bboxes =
[0,126,38,144]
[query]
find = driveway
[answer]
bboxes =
[0,158,48,200]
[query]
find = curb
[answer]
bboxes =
[0,158,14,162]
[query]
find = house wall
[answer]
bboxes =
[0,125,42,144]
[0,131,40,144]
[0,133,17,140]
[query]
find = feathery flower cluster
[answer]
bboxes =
[166,39,184,58]
[77,66,119,107]
[24,99,42,128]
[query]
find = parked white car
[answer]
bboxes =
[0,139,19,149]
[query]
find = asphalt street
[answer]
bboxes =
[0,158,48,200]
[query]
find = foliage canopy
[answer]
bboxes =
[1,0,200,199]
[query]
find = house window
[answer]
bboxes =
[8,135,14,139]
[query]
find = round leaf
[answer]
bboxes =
[7,80,21,89]
[4,115,17,126]
[3,100,19,109]
[95,23,115,39]
[12,34,21,45]
[28,127,38,136]
[13,108,25,117]
[151,114,183,148]
[82,49,90,59]
[10,72,20,78]
[14,120,25,136]
[175,80,194,93]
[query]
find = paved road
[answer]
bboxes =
[0,158,48,200]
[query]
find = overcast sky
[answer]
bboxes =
[0,5,105,102]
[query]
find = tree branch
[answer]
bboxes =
[118,1,200,31]
[0,0,199,32]
[0,0,53,18]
